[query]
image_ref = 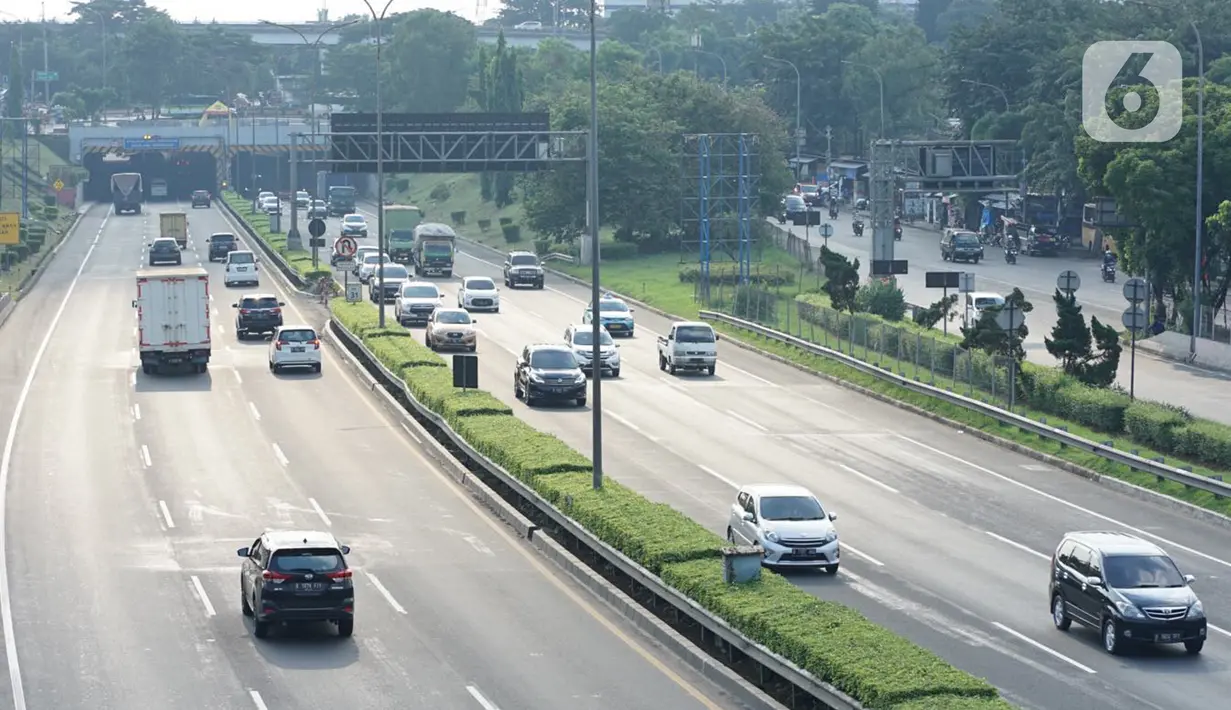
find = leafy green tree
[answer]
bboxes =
[487,34,525,208]
[384,10,476,113]
[118,12,180,115]
[914,294,959,329]
[960,287,1033,361]
[820,246,860,313]
[4,42,23,137]
[1045,289,1093,373]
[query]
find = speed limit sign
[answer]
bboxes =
[335,236,358,257]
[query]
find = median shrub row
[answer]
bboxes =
[794,293,1231,472]
[328,297,1010,710]
[221,191,332,285]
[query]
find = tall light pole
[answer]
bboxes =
[588,0,603,490]
[843,60,885,138]
[764,56,802,180]
[72,3,107,118]
[1190,20,1205,353]
[961,78,1012,221]
[362,0,395,327]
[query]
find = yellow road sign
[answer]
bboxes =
[53,179,64,191]
[0,213,19,245]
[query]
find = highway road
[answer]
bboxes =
[770,213,1231,426]
[0,201,747,710]
[342,201,1231,710]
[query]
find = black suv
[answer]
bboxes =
[206,233,238,262]
[503,251,545,289]
[147,238,182,266]
[237,530,354,639]
[191,190,211,208]
[233,294,285,339]
[1050,531,1206,655]
[940,230,984,264]
[513,344,587,407]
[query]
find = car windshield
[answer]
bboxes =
[436,311,471,325]
[785,196,805,209]
[402,285,438,298]
[230,252,255,264]
[362,254,383,265]
[799,185,818,194]
[954,234,980,246]
[194,191,208,196]
[312,200,325,207]
[269,549,344,574]
[1103,555,1187,588]
[759,495,826,521]
[344,215,365,224]
[277,329,317,343]
[510,254,538,266]
[598,301,628,313]
[676,326,715,343]
[378,266,409,279]
[974,297,1002,309]
[572,329,613,346]
[530,350,578,369]
[466,278,495,290]
[241,297,279,309]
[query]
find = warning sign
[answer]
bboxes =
[53,179,64,191]
[0,213,19,245]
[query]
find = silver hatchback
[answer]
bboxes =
[727,484,840,573]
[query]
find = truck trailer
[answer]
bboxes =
[411,223,457,277]
[160,211,189,248]
[385,205,424,264]
[112,173,143,215]
[133,267,212,375]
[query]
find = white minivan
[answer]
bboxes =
[964,291,1005,327]
[224,250,259,287]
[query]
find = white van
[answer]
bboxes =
[964,291,1004,327]
[224,250,259,287]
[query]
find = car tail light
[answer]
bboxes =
[326,570,352,580]
[275,341,284,350]
[263,571,290,582]
[240,309,251,315]
[310,339,320,349]
[270,308,281,315]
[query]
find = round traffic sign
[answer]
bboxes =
[1057,270,1081,294]
[334,236,357,257]
[308,217,327,238]
[820,223,833,238]
[1121,305,1148,331]
[995,303,1026,331]
[1123,277,1149,304]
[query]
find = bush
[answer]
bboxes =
[402,367,511,420]
[889,697,1018,710]
[429,183,451,202]
[1052,384,1132,433]
[600,242,638,260]
[499,216,513,226]
[662,559,1000,707]
[678,265,795,287]
[330,301,384,336]
[450,210,466,225]
[42,206,59,221]
[10,245,29,261]
[452,415,593,477]
[478,219,492,233]
[502,224,521,242]
[533,239,551,255]
[1174,420,1231,469]
[1124,402,1189,452]
[856,278,907,321]
[365,335,447,370]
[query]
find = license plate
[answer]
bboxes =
[1156,633,1181,642]
[607,324,623,330]
[236,267,248,272]
[793,548,818,556]
[291,346,305,353]
[294,582,323,591]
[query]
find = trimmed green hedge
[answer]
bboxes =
[328,297,1010,709]
[222,191,332,285]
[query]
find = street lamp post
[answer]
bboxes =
[361,0,395,327]
[692,49,727,85]
[588,0,603,490]
[764,56,802,180]
[961,79,1014,221]
[1191,20,1205,353]
[843,60,885,138]
[960,78,1009,113]
[645,46,663,73]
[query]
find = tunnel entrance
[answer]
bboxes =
[82,149,218,203]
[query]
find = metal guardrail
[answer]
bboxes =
[327,317,864,710]
[699,311,1231,499]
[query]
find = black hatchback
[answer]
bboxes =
[234,294,285,338]
[513,344,587,407]
[147,238,181,266]
[1050,531,1207,655]
[191,190,211,208]
[206,233,238,262]
[238,530,354,639]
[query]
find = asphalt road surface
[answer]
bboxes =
[0,201,747,710]
[339,200,1231,710]
[769,213,1231,425]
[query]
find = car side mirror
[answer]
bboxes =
[471,319,477,323]
[231,303,238,308]
[715,334,721,341]
[278,301,285,306]
[1184,574,1195,584]
[1085,576,1102,587]
[236,547,249,558]
[741,511,755,522]
[629,308,635,313]
[341,545,351,555]
[828,512,838,521]
[205,237,211,242]
[614,343,620,348]
[131,299,137,308]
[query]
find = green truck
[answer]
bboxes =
[412,222,458,277]
[385,205,424,265]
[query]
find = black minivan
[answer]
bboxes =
[1050,531,1206,655]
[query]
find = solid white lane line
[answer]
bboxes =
[158,500,175,529]
[365,572,406,614]
[839,464,898,494]
[726,409,768,432]
[308,497,332,526]
[132,403,141,420]
[271,444,288,467]
[233,369,243,384]
[984,531,1051,561]
[897,435,1231,570]
[466,686,502,710]
[991,622,1096,673]
[1210,624,1231,638]
[190,575,216,617]
[607,410,646,436]
[140,445,152,468]
[697,464,739,489]
[248,402,261,420]
[248,690,269,710]
[842,543,884,567]
[723,363,777,387]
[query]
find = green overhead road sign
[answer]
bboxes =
[34,71,58,82]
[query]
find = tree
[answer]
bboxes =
[914,293,958,329]
[4,42,23,138]
[960,287,1033,361]
[384,10,476,113]
[1044,290,1091,372]
[118,12,182,115]
[819,246,860,313]
[487,34,525,208]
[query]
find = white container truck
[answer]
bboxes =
[132,267,212,375]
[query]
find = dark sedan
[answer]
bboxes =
[191,190,211,208]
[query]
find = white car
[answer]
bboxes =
[396,281,444,325]
[357,253,392,283]
[564,323,619,377]
[963,291,1005,328]
[269,325,322,374]
[514,21,542,30]
[260,196,280,215]
[727,484,840,573]
[457,276,500,312]
[294,190,310,208]
[351,246,384,275]
[257,191,274,203]
[340,213,369,238]
[224,250,259,287]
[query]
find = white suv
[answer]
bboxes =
[727,484,840,573]
[564,323,619,377]
[269,325,322,374]
[224,250,259,287]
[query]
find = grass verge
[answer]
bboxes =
[328,296,1013,710]
[0,210,79,296]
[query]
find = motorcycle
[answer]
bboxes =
[1102,262,1117,283]
[1004,246,1018,265]
[853,220,864,237]
[894,226,903,241]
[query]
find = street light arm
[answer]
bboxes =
[842,60,886,138]
[764,55,802,176]
[960,78,1009,113]
[259,19,311,45]
[314,20,360,46]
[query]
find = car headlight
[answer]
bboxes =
[1187,600,1205,619]
[763,531,779,543]
[574,349,592,359]
[1114,600,1146,619]
[573,373,587,384]
[823,530,838,543]
[529,373,545,383]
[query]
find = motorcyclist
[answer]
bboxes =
[1102,247,1117,270]
[852,218,864,236]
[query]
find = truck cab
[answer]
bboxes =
[411,223,457,277]
[657,321,719,376]
[384,205,424,264]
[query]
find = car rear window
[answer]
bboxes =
[241,297,279,309]
[278,329,317,343]
[212,235,236,244]
[269,549,344,574]
[344,215,365,224]
[230,252,255,264]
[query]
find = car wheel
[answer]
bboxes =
[513,379,522,399]
[337,619,354,638]
[1052,595,1072,631]
[726,527,736,543]
[1102,618,1122,655]
[707,365,716,376]
[536,280,544,290]
[1185,639,1204,654]
[425,334,433,349]
[313,364,322,374]
[268,360,275,372]
[141,363,153,375]
[253,617,270,639]
[668,362,677,375]
[659,354,667,371]
[237,328,246,339]
[241,589,254,617]
[612,368,620,378]
[525,393,536,407]
[822,564,839,575]
[576,397,586,407]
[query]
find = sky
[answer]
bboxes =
[1,0,492,24]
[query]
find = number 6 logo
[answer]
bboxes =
[1082,41,1183,143]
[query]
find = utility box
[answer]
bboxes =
[721,546,763,584]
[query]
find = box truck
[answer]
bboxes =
[160,211,189,248]
[385,205,423,264]
[133,267,212,375]
[111,172,143,215]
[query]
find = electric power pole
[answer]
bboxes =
[823,125,833,181]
